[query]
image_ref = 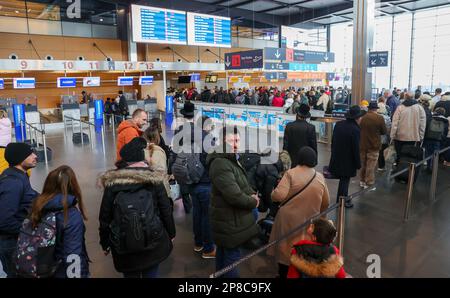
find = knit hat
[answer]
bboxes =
[120,137,147,163]
[297,146,317,168]
[4,142,34,166]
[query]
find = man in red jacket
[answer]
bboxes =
[287,218,346,278]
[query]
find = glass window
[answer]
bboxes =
[372,16,393,90]
[391,13,413,90]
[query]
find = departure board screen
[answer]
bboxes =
[187,12,231,48]
[131,4,187,45]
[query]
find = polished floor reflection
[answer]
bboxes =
[29,123,450,278]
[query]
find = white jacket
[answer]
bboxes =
[390,100,427,142]
[0,118,12,147]
[316,94,330,111]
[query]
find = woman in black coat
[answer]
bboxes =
[98,138,176,278]
[329,106,366,208]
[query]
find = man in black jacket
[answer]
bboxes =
[329,105,366,208]
[118,90,129,123]
[201,86,211,102]
[283,104,317,168]
[0,143,39,277]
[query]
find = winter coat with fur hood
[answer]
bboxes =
[98,166,176,273]
[287,240,346,278]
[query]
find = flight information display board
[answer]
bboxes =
[187,12,231,48]
[131,4,187,45]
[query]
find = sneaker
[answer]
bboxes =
[359,181,366,188]
[202,249,216,259]
[345,201,354,208]
[194,246,203,252]
[377,168,385,172]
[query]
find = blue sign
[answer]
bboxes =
[139,76,154,85]
[94,100,104,132]
[190,73,201,82]
[118,76,134,86]
[166,95,174,115]
[265,62,289,70]
[301,51,335,63]
[225,49,263,70]
[0,78,3,89]
[264,47,286,60]
[12,104,26,141]
[264,72,278,80]
[288,63,318,71]
[13,78,35,89]
[135,6,187,45]
[278,72,288,80]
[369,51,389,67]
[57,77,77,88]
[187,13,231,48]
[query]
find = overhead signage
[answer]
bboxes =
[0,78,4,89]
[139,76,154,85]
[242,76,252,83]
[13,78,35,89]
[293,50,305,62]
[287,72,326,80]
[131,4,187,45]
[118,76,134,86]
[57,77,77,88]
[264,62,289,71]
[224,49,263,70]
[229,76,239,83]
[83,77,101,87]
[187,12,231,48]
[288,63,318,71]
[278,72,287,80]
[302,50,335,63]
[369,51,389,67]
[264,72,288,80]
[264,47,286,61]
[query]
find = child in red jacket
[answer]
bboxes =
[287,218,346,278]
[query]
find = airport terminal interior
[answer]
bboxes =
[1,0,450,279]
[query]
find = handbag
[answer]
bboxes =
[169,180,180,201]
[280,171,317,207]
[322,166,337,179]
[384,144,396,164]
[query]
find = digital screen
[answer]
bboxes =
[205,75,217,83]
[57,77,77,88]
[139,76,154,86]
[190,73,201,82]
[13,78,35,89]
[0,79,4,89]
[118,76,134,86]
[83,77,101,87]
[187,12,231,48]
[131,4,187,45]
[178,76,191,84]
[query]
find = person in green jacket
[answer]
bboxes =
[206,126,260,278]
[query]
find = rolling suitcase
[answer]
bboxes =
[72,132,89,145]
[394,144,424,184]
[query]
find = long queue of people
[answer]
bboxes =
[169,85,351,114]
[1,86,448,279]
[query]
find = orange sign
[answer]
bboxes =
[287,72,326,80]
[243,76,252,83]
[286,48,294,62]
[229,76,240,83]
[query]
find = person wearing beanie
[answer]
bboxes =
[359,101,387,189]
[99,137,176,278]
[0,142,39,277]
[287,218,346,278]
[268,146,330,278]
[283,104,317,168]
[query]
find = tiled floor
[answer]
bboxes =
[29,121,450,278]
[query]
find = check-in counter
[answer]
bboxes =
[177,101,344,144]
[127,100,138,116]
[25,105,40,124]
[61,103,81,122]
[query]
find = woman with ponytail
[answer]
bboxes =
[30,165,90,278]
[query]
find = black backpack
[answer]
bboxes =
[110,187,164,255]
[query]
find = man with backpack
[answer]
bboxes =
[423,107,449,172]
[0,143,39,277]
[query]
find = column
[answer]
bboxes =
[352,0,375,104]
[127,12,138,62]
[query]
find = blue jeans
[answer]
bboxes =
[0,236,17,278]
[123,264,159,278]
[216,246,241,278]
[190,184,214,253]
[424,140,441,170]
[445,138,450,162]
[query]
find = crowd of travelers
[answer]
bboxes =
[0,84,448,279]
